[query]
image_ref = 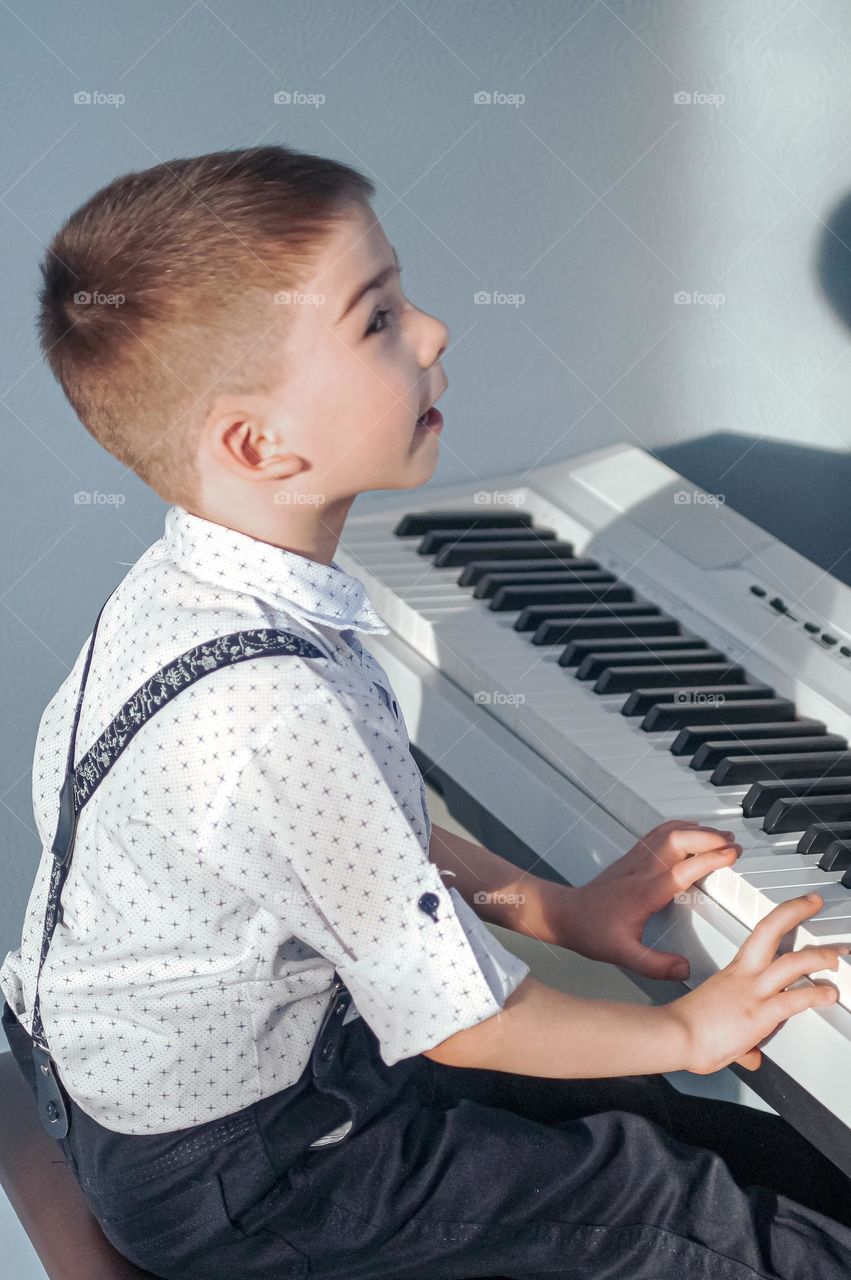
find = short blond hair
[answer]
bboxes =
[37,145,375,507]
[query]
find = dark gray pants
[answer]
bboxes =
[4,995,851,1280]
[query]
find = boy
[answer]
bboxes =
[2,144,851,1280]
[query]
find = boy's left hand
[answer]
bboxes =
[537,820,741,981]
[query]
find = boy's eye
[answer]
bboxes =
[365,306,394,337]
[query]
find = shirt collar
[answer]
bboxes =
[162,505,390,635]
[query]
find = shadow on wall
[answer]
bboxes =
[653,194,851,587]
[652,435,851,589]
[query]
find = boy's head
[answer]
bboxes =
[37,145,449,538]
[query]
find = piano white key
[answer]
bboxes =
[744,870,847,894]
[734,849,818,871]
[802,917,851,943]
[702,863,846,927]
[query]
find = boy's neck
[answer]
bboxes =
[183,494,357,566]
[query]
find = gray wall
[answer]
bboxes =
[4,0,851,949]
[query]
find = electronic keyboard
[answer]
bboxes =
[336,442,851,1174]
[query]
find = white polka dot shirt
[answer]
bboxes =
[0,505,531,1134]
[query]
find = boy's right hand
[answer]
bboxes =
[667,894,851,1075]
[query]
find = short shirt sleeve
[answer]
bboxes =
[232,660,531,1065]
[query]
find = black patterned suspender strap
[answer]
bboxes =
[30,590,327,1139]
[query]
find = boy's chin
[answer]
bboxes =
[365,453,439,493]
[403,445,440,486]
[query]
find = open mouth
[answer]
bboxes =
[415,405,444,433]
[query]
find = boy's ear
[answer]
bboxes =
[204,396,306,480]
[231,422,306,480]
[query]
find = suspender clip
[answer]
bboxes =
[50,770,78,866]
[32,1044,70,1139]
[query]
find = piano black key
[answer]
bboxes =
[643,697,796,734]
[532,615,677,646]
[743,776,851,820]
[560,635,710,667]
[711,751,851,787]
[820,841,851,872]
[435,540,575,568]
[577,648,724,681]
[798,821,851,856]
[491,583,634,612]
[622,683,775,718]
[518,602,663,634]
[693,734,847,773]
[671,718,827,757]
[394,510,533,536]
[458,557,590,587]
[418,527,557,555]
[474,568,615,600]
[767,796,851,835]
[595,663,746,696]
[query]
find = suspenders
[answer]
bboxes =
[30,587,328,1139]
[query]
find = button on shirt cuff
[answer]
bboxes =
[347,871,532,1068]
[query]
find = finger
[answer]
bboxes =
[735,1047,762,1071]
[618,940,692,981]
[650,828,738,869]
[665,826,739,859]
[638,820,699,851]
[771,981,840,1022]
[763,943,851,993]
[671,844,740,889]
[736,895,827,974]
